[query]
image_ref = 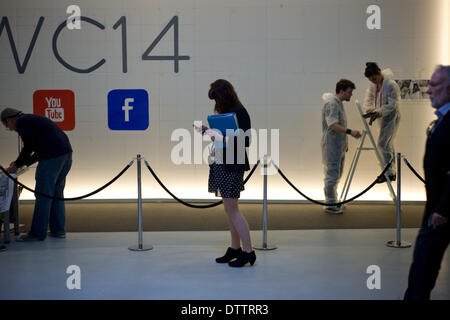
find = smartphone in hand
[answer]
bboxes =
[193,124,208,134]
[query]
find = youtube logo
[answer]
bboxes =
[33,90,75,131]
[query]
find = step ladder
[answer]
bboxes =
[339,100,397,203]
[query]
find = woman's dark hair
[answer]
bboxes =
[208,79,242,114]
[364,62,381,78]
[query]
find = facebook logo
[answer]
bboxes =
[107,89,149,130]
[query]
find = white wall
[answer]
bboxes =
[0,0,447,201]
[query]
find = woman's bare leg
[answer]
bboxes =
[222,197,252,252]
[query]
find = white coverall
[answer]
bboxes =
[363,68,401,176]
[321,93,348,205]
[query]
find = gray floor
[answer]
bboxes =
[0,229,449,300]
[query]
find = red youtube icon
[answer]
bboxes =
[33,90,75,131]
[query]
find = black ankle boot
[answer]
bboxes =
[216,247,242,263]
[228,250,256,267]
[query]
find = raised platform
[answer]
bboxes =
[15,201,425,232]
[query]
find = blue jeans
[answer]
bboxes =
[30,153,72,238]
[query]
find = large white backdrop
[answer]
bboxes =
[0,0,447,201]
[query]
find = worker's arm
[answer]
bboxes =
[329,123,361,138]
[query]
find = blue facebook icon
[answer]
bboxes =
[108,89,149,130]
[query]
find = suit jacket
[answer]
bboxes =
[422,111,450,227]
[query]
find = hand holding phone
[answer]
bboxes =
[193,124,208,134]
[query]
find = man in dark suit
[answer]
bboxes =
[404,65,450,300]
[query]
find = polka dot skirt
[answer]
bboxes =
[208,163,245,198]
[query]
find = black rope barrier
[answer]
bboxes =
[403,157,426,184]
[144,160,260,209]
[271,159,393,206]
[0,160,134,201]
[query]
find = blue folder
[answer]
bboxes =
[207,112,239,148]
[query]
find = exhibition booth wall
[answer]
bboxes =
[0,0,448,201]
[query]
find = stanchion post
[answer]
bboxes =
[254,155,277,251]
[129,154,153,252]
[386,153,411,248]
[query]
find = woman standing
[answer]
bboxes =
[363,62,401,183]
[196,79,256,267]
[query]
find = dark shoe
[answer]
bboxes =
[216,247,242,263]
[48,232,66,239]
[228,250,256,267]
[0,245,6,252]
[324,206,343,214]
[377,174,396,184]
[16,233,45,242]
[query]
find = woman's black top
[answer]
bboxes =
[215,104,251,171]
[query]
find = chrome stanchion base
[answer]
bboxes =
[128,244,153,251]
[386,240,411,248]
[254,245,277,251]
